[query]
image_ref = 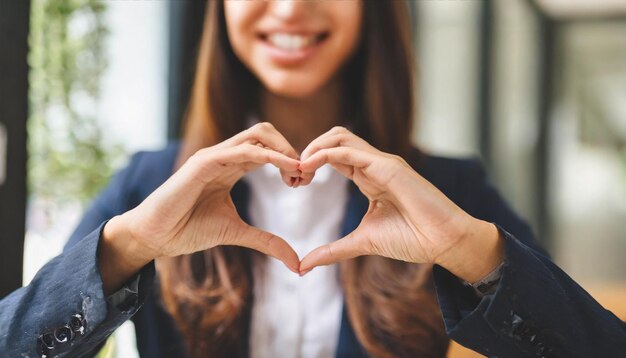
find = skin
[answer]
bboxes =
[224,0,362,98]
[225,0,362,152]
[100,0,504,296]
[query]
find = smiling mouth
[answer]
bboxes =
[259,32,330,52]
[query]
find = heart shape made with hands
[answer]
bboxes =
[113,123,493,290]
[129,122,484,282]
[240,125,456,277]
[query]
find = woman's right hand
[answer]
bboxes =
[100,123,302,294]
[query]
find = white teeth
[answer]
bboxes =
[267,33,317,51]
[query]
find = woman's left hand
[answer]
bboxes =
[297,127,504,283]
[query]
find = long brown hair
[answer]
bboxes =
[158,1,449,357]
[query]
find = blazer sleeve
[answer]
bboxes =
[432,159,626,357]
[0,153,156,357]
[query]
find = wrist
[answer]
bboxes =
[435,218,505,283]
[100,214,154,295]
[103,214,156,263]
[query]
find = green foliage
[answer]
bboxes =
[28,0,124,203]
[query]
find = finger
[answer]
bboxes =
[194,122,299,162]
[238,144,301,186]
[294,171,314,187]
[211,123,301,184]
[243,123,302,184]
[299,231,370,273]
[330,163,354,180]
[233,226,300,274]
[300,126,375,161]
[282,168,303,187]
[216,144,301,173]
[296,162,353,187]
[234,122,300,160]
[299,147,375,176]
[191,144,300,187]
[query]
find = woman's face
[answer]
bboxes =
[224,0,363,98]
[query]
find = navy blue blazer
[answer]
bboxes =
[1,143,625,357]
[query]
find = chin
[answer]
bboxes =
[253,61,338,99]
[263,80,325,99]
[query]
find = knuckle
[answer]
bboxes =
[236,144,249,155]
[244,126,255,136]
[325,244,335,259]
[307,145,319,154]
[391,155,408,167]
[387,154,404,166]
[261,148,273,162]
[256,122,274,132]
[338,147,351,158]
[246,125,261,138]
[235,145,253,161]
[336,133,350,145]
[257,230,272,248]
[331,126,348,134]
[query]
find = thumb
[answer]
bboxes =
[299,229,370,274]
[232,225,300,274]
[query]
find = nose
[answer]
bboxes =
[268,0,315,22]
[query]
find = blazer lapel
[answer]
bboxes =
[335,182,370,358]
[231,180,253,357]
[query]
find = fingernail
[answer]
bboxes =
[284,263,299,274]
[299,268,313,277]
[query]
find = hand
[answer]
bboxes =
[297,127,504,282]
[101,123,302,293]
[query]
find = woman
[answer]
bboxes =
[101,2,457,355]
[2,1,624,357]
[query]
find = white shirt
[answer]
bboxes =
[245,162,350,358]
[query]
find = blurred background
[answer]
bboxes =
[1,0,625,357]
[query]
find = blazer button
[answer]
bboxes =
[54,325,74,343]
[69,313,85,335]
[39,332,55,350]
